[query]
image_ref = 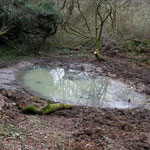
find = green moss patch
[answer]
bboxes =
[22,103,72,115]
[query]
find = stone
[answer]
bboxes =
[0,94,5,110]
[7,91,12,97]
[7,102,16,108]
[107,72,117,78]
[96,67,102,73]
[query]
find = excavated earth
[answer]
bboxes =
[0,53,150,150]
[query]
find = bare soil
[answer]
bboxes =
[0,50,150,150]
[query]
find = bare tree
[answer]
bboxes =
[110,0,132,33]
[63,0,112,61]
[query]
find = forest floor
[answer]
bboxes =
[0,47,150,150]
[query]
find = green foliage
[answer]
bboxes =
[125,38,150,54]
[22,103,72,115]
[0,0,61,43]
[0,46,27,62]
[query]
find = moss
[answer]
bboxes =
[64,104,72,109]
[42,104,72,115]
[51,104,63,110]
[94,49,105,62]
[22,105,39,114]
[42,107,56,115]
[22,103,72,115]
[39,104,51,113]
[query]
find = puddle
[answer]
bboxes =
[18,67,150,109]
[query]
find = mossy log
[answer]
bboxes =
[22,105,38,114]
[22,103,72,115]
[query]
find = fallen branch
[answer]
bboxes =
[22,103,72,115]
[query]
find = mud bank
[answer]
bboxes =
[0,56,150,150]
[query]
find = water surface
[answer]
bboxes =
[20,67,149,109]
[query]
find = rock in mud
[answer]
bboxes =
[0,94,6,110]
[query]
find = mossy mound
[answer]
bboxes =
[22,105,39,114]
[22,103,72,115]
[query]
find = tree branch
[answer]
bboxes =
[0,27,10,36]
[65,23,95,39]
[76,0,93,38]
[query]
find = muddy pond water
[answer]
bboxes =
[19,67,150,109]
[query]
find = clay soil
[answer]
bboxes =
[0,50,150,150]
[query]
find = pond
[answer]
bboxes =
[19,67,149,109]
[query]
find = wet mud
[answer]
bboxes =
[0,55,150,149]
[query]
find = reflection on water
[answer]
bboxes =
[20,68,149,109]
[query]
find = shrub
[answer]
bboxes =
[0,0,61,45]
